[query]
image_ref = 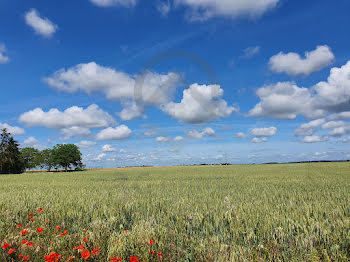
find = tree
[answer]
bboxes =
[38,149,55,172]
[52,144,83,171]
[21,147,40,170]
[0,129,25,174]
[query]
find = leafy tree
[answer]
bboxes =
[38,149,55,172]
[0,129,25,174]
[52,144,83,171]
[21,147,40,170]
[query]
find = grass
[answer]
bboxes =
[1,162,350,261]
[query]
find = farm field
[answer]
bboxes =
[1,163,350,261]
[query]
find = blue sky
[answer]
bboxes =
[1,0,350,167]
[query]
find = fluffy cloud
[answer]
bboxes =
[174,136,184,141]
[162,84,237,123]
[294,119,325,136]
[0,44,9,64]
[321,121,345,130]
[187,127,215,139]
[300,136,328,143]
[44,62,180,120]
[90,0,136,7]
[19,104,116,129]
[251,127,277,137]
[75,141,97,148]
[269,45,334,76]
[102,144,116,152]
[61,127,91,140]
[0,123,25,135]
[234,132,248,138]
[96,125,132,140]
[176,0,279,21]
[250,61,350,120]
[251,137,267,143]
[23,137,40,148]
[155,136,169,143]
[25,9,57,38]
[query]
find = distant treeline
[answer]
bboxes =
[0,129,83,174]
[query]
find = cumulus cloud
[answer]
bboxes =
[174,136,184,141]
[269,45,334,76]
[61,126,91,140]
[75,140,97,148]
[294,119,325,136]
[328,125,350,137]
[329,111,350,120]
[251,127,277,137]
[25,9,57,38]
[187,127,215,139]
[90,0,136,7]
[162,84,237,123]
[44,62,180,120]
[321,121,345,130]
[0,123,25,135]
[96,125,132,140]
[102,144,116,152]
[251,137,267,143]
[300,135,328,143]
[155,136,169,143]
[176,0,279,21]
[23,137,40,148]
[234,132,248,138]
[0,44,9,64]
[92,153,106,161]
[19,104,116,129]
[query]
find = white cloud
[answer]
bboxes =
[234,132,248,138]
[174,136,184,141]
[251,137,267,143]
[90,0,136,7]
[328,125,350,137]
[243,46,260,58]
[75,140,97,148]
[176,0,279,21]
[329,111,350,120]
[187,127,216,139]
[294,119,325,136]
[342,137,350,143]
[25,9,57,38]
[96,125,132,140]
[300,136,328,143]
[92,153,106,161]
[44,62,180,120]
[155,136,169,143]
[321,121,345,130]
[162,84,237,123]
[23,137,40,148]
[61,126,91,140]
[19,104,116,129]
[102,144,116,152]
[269,45,334,76]
[251,127,277,137]
[0,123,25,135]
[0,44,9,64]
[157,1,171,16]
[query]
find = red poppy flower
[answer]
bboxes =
[26,241,33,247]
[149,250,155,255]
[73,245,84,250]
[19,254,23,259]
[23,255,29,260]
[68,256,75,260]
[8,248,15,254]
[2,243,10,249]
[37,227,44,233]
[30,218,35,222]
[81,251,90,260]
[83,238,88,243]
[37,208,43,213]
[110,257,122,262]
[28,214,33,218]
[17,224,22,228]
[147,240,155,245]
[125,230,128,234]
[158,252,163,259]
[60,230,68,236]
[130,256,139,262]
[20,229,29,235]
[56,225,60,231]
[21,240,28,245]
[92,248,100,255]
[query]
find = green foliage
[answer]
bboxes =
[37,149,55,171]
[51,144,83,171]
[0,128,25,174]
[0,163,349,261]
[21,147,40,170]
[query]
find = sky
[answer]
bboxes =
[1,0,350,168]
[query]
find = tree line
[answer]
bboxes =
[0,129,84,174]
